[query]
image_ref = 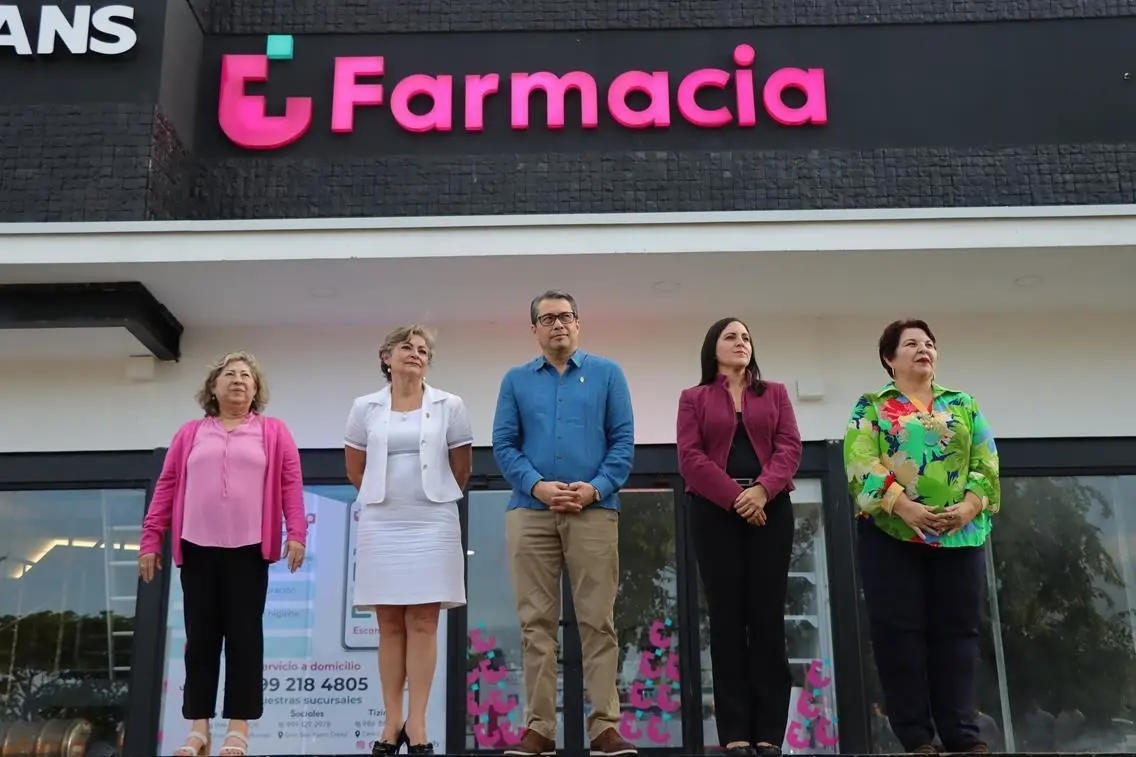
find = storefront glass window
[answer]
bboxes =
[465,488,681,751]
[699,479,839,752]
[465,489,559,750]
[605,488,681,750]
[984,475,1136,753]
[0,488,146,757]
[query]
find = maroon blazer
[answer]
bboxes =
[676,375,803,511]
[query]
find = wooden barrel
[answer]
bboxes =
[0,719,91,757]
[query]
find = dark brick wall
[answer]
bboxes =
[207,0,1136,34]
[193,144,1136,220]
[0,104,155,223]
[147,109,196,221]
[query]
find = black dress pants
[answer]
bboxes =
[180,540,270,720]
[857,517,987,752]
[692,493,795,746]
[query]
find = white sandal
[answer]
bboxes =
[173,731,211,756]
[218,731,248,756]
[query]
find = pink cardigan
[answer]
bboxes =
[140,415,308,566]
[676,376,803,511]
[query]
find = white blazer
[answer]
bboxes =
[344,383,473,505]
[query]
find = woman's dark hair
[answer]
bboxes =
[699,317,766,396]
[878,318,936,377]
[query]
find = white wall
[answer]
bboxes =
[1,312,1131,453]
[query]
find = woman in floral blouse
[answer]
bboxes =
[844,318,1000,755]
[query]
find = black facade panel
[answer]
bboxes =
[0,103,155,222]
[0,0,171,222]
[1,1,1134,222]
[194,144,1136,220]
[206,0,1136,34]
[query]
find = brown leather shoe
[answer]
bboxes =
[961,744,990,754]
[589,728,638,756]
[504,729,556,756]
[911,746,939,754]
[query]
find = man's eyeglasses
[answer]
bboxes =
[537,312,577,327]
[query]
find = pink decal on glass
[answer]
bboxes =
[607,71,671,129]
[510,71,599,130]
[646,718,670,744]
[733,44,757,127]
[763,68,828,126]
[648,620,673,649]
[218,54,312,150]
[467,689,489,716]
[676,69,731,127]
[465,74,500,132]
[806,658,832,689]
[390,74,454,133]
[637,650,664,680]
[796,690,821,720]
[656,687,680,713]
[330,56,383,133]
[499,722,524,745]
[816,718,839,748]
[479,660,508,684]
[619,711,643,741]
[487,690,513,714]
[469,630,496,653]
[629,682,653,710]
[665,651,680,681]
[786,719,811,750]
[473,722,497,748]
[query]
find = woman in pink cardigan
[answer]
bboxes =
[676,318,803,757]
[138,350,308,757]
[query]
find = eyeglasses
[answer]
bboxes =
[537,312,577,327]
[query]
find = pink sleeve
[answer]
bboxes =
[676,388,743,510]
[756,383,804,499]
[278,422,308,546]
[139,422,194,556]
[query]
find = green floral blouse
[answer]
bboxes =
[843,382,1000,548]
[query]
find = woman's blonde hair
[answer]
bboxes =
[379,325,436,381]
[195,350,270,416]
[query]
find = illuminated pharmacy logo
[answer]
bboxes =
[218,33,829,150]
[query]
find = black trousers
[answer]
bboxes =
[180,540,270,721]
[857,517,986,752]
[691,493,795,746]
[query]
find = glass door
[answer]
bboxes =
[699,478,840,753]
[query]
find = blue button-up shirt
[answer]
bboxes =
[492,350,635,511]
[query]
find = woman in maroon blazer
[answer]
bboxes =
[676,317,803,757]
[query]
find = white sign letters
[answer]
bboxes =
[0,4,137,56]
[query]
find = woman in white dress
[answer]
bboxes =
[344,325,473,756]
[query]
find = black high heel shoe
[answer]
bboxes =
[372,725,408,756]
[401,725,434,754]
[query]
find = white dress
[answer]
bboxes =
[353,409,466,608]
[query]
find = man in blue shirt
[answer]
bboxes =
[492,289,636,757]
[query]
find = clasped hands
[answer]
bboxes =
[894,495,982,540]
[734,484,768,526]
[533,480,599,513]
